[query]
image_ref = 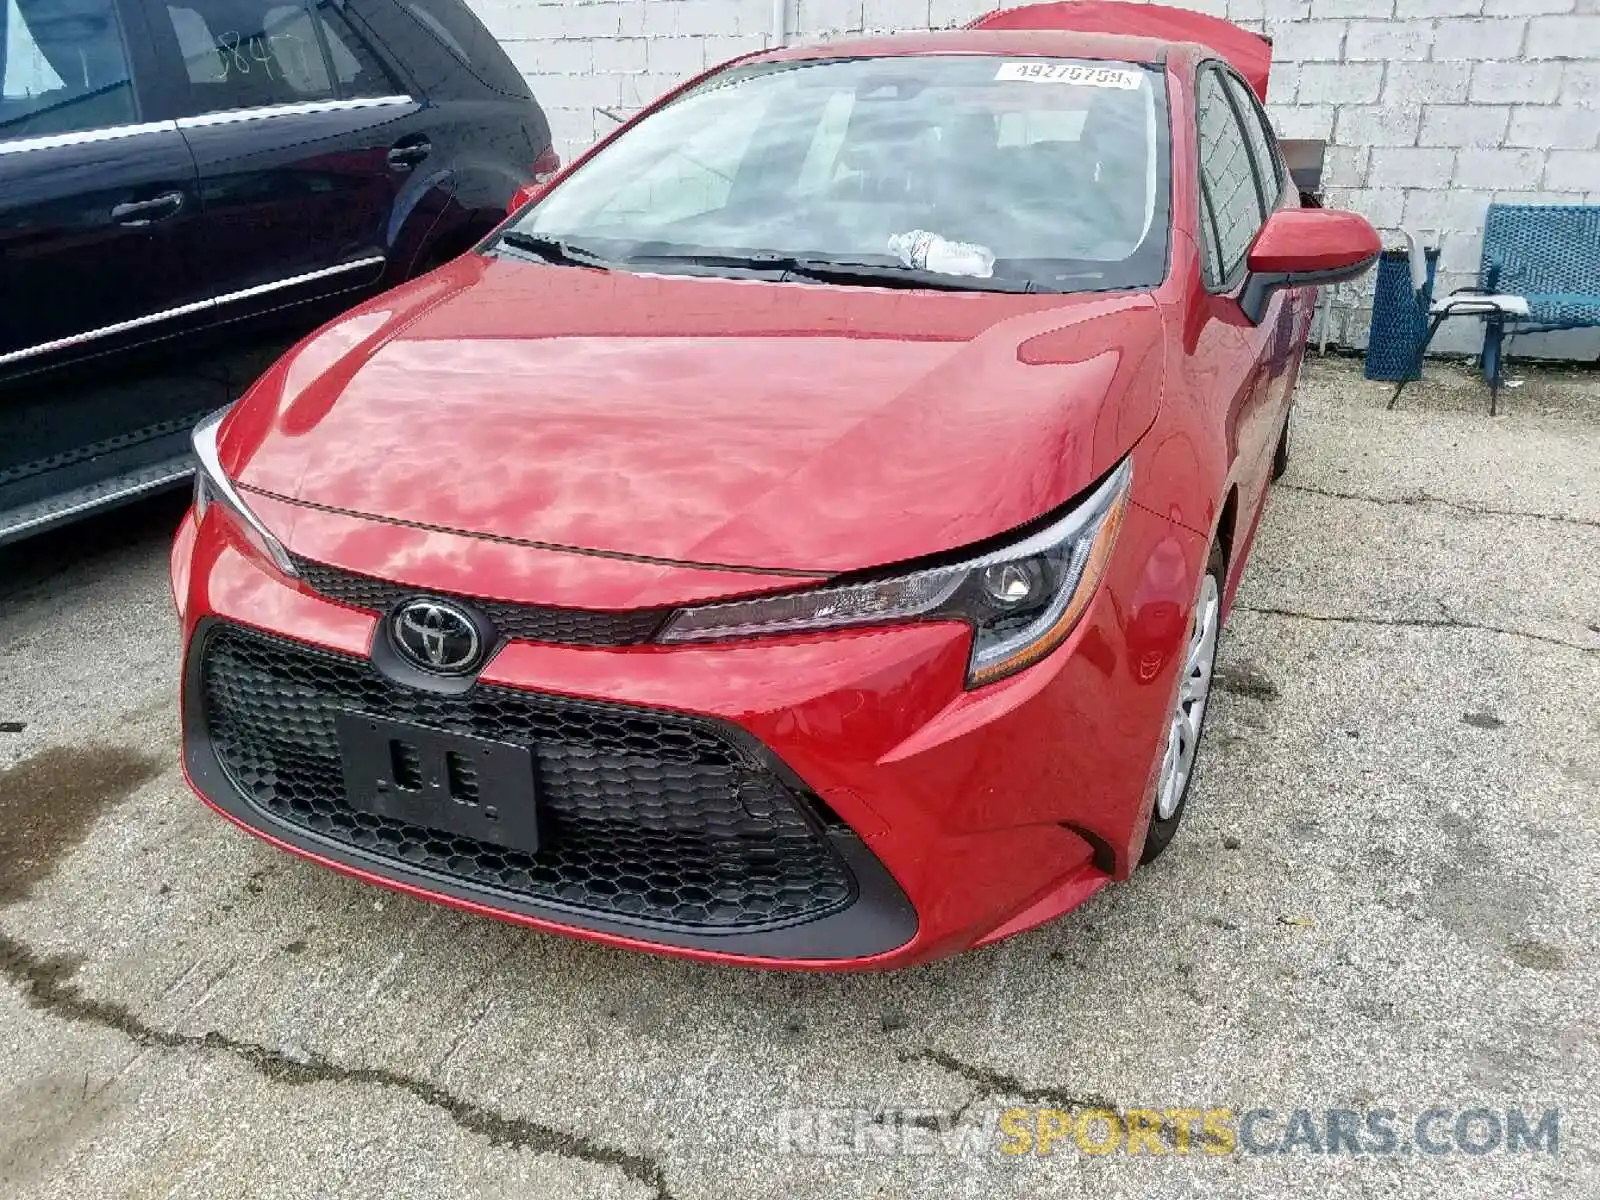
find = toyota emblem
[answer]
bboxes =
[390,599,484,674]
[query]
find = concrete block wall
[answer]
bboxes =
[478,0,1600,359]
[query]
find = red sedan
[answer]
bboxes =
[171,15,1378,969]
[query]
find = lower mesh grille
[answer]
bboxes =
[199,623,857,932]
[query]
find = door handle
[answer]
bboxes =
[111,192,185,226]
[387,140,431,170]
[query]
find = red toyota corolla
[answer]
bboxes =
[171,14,1378,969]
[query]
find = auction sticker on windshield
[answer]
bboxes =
[994,62,1143,89]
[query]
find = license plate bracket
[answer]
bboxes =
[334,712,540,853]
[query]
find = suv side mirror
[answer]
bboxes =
[1240,208,1381,324]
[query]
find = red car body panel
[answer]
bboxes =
[969,2,1273,101]
[172,27,1361,969]
[172,477,1204,968]
[239,488,830,611]
[224,258,1165,577]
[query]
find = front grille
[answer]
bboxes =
[199,623,856,932]
[291,555,670,647]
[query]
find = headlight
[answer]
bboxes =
[659,460,1131,687]
[191,407,298,578]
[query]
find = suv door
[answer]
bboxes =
[0,0,200,375]
[348,0,554,265]
[1,0,212,536]
[141,0,438,325]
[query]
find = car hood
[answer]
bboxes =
[225,254,1165,575]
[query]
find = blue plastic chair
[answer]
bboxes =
[1390,204,1600,415]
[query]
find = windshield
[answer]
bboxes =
[501,54,1171,294]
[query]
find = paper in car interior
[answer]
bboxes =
[887,230,996,279]
[994,62,1143,89]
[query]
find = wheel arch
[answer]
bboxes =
[1216,484,1239,571]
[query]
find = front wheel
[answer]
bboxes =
[1141,544,1224,864]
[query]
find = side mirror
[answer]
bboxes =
[1239,208,1381,324]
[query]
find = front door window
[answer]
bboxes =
[1,0,136,140]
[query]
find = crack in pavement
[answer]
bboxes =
[904,1047,1116,1111]
[898,1048,1229,1150]
[0,931,674,1200]
[1279,482,1600,530]
[1232,604,1599,654]
[891,1047,1117,1127]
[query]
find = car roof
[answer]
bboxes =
[755,28,1186,69]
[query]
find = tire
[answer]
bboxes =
[1141,542,1225,864]
[1271,403,1293,481]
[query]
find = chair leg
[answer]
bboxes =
[1482,320,1504,417]
[1389,310,1451,411]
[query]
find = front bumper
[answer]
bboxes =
[173,497,1203,970]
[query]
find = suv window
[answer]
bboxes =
[396,0,527,96]
[162,0,337,111]
[1195,66,1265,289]
[316,1,397,97]
[1221,70,1283,215]
[1,0,137,141]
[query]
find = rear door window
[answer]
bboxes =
[316,1,396,97]
[157,0,402,113]
[162,0,334,110]
[1,0,137,139]
[396,0,527,96]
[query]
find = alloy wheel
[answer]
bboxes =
[1155,572,1220,821]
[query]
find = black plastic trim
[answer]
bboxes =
[294,553,673,651]
[1239,253,1379,325]
[1061,822,1117,877]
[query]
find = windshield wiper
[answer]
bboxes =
[498,231,615,269]
[624,252,1041,293]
